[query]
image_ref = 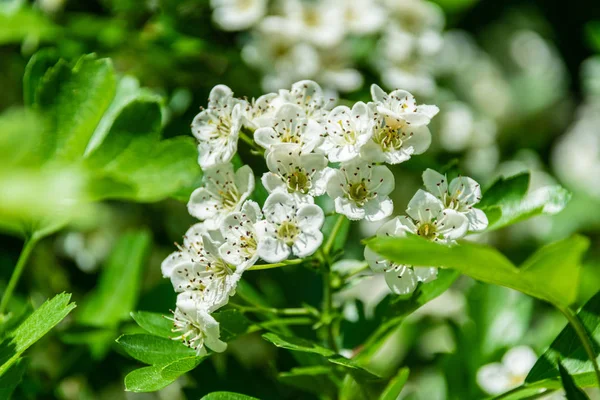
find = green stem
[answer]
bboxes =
[557,305,600,387]
[248,259,304,271]
[323,215,345,256]
[345,262,369,279]
[230,303,312,316]
[239,131,263,154]
[248,317,314,332]
[0,236,39,315]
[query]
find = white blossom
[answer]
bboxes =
[161,224,240,312]
[188,163,254,230]
[272,80,334,125]
[210,0,267,31]
[255,192,324,262]
[422,169,488,232]
[280,0,345,49]
[360,85,438,164]
[170,292,227,356]
[219,200,262,271]
[254,103,322,153]
[262,144,331,203]
[338,0,386,35]
[364,217,438,295]
[326,160,395,221]
[192,85,247,168]
[476,346,537,395]
[242,93,279,130]
[320,102,374,162]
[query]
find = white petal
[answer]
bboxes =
[449,176,482,206]
[417,104,440,119]
[263,192,297,224]
[364,197,394,222]
[325,169,346,199]
[370,84,388,103]
[254,127,277,149]
[241,200,262,222]
[502,346,537,377]
[406,124,432,155]
[257,237,290,263]
[297,204,325,231]
[423,169,448,198]
[385,265,418,295]
[209,84,233,104]
[262,172,286,193]
[187,188,219,220]
[161,251,192,278]
[368,165,395,197]
[437,209,469,240]
[364,246,388,272]
[413,267,438,283]
[197,310,228,353]
[467,208,488,232]
[292,230,323,258]
[334,197,366,220]
[477,363,512,395]
[234,165,255,197]
[406,190,444,222]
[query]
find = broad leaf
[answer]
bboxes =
[200,392,260,400]
[0,293,76,376]
[379,367,409,400]
[526,291,600,388]
[213,309,252,341]
[559,362,590,400]
[123,358,205,393]
[278,366,338,397]
[366,235,588,307]
[0,358,27,398]
[130,311,173,339]
[116,334,196,365]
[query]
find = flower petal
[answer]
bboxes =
[406,190,444,222]
[422,169,448,198]
[292,230,323,258]
[384,265,418,295]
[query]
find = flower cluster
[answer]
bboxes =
[365,168,487,295]
[210,0,443,95]
[162,79,485,355]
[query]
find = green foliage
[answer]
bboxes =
[379,368,410,400]
[130,311,173,338]
[526,291,600,388]
[366,235,588,307]
[559,363,590,400]
[0,293,76,378]
[200,392,260,400]
[478,172,571,231]
[278,366,338,398]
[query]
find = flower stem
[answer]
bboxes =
[0,236,39,315]
[557,304,600,387]
[323,215,346,256]
[239,131,263,155]
[230,303,312,316]
[248,317,314,332]
[248,258,304,271]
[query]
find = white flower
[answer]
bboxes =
[242,93,279,129]
[273,80,334,124]
[161,224,240,312]
[338,0,386,35]
[476,346,537,395]
[320,102,374,162]
[422,169,488,232]
[219,200,262,271]
[187,163,254,230]
[210,0,267,31]
[364,217,437,295]
[326,160,395,221]
[192,85,247,168]
[360,85,438,164]
[255,192,324,262]
[170,292,227,356]
[254,103,322,153]
[280,0,345,48]
[262,144,330,203]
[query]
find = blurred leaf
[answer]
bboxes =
[0,293,76,376]
[278,366,338,398]
[366,235,588,307]
[431,0,479,12]
[262,332,335,357]
[0,8,58,45]
[479,173,571,231]
[587,21,600,52]
[0,358,26,398]
[130,311,173,339]
[200,392,260,400]
[526,291,600,388]
[379,367,409,400]
[213,310,251,341]
[23,49,59,107]
[78,230,151,327]
[117,334,196,365]
[559,362,590,400]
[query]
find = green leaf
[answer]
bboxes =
[262,332,335,357]
[379,367,409,400]
[0,358,27,398]
[130,311,173,339]
[559,362,590,400]
[213,310,251,342]
[526,291,600,388]
[78,230,151,327]
[116,334,196,365]
[200,392,259,400]
[366,235,588,307]
[124,359,204,393]
[23,49,59,107]
[278,366,338,398]
[479,173,571,231]
[0,8,58,45]
[0,293,76,376]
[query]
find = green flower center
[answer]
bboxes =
[416,223,437,240]
[287,171,310,193]
[277,221,299,245]
[348,182,370,205]
[373,127,404,152]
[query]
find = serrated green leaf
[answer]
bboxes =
[116,334,196,365]
[0,293,76,376]
[0,358,27,398]
[78,230,151,328]
[262,332,336,357]
[366,235,588,307]
[559,362,590,400]
[124,365,174,393]
[526,291,600,388]
[130,311,173,339]
[160,356,205,380]
[200,392,259,400]
[213,310,251,342]
[23,49,59,107]
[379,367,409,400]
[278,366,338,398]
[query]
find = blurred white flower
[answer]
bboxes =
[280,0,345,48]
[422,169,488,232]
[192,85,247,168]
[320,102,374,162]
[161,224,240,311]
[187,162,254,230]
[256,192,324,262]
[326,160,395,221]
[171,293,228,356]
[338,0,386,35]
[219,200,263,271]
[210,0,267,31]
[254,103,322,153]
[262,144,330,203]
[477,346,537,395]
